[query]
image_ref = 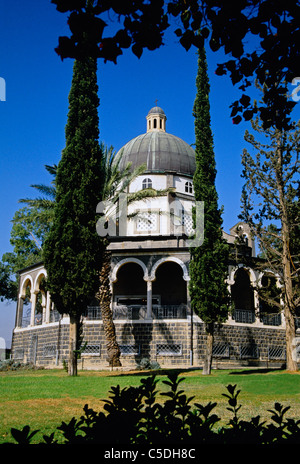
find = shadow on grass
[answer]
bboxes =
[102,366,289,378]
[106,367,202,377]
[229,368,285,375]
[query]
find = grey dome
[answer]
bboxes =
[147,106,165,116]
[117,130,196,177]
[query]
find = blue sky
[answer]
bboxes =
[0,1,299,347]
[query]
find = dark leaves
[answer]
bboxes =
[51,0,86,13]
[11,425,39,445]
[52,0,299,130]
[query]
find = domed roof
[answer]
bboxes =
[147,106,165,116]
[116,107,195,177]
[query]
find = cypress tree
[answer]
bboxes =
[43,56,105,376]
[189,46,230,375]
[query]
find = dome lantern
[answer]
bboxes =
[146,105,167,133]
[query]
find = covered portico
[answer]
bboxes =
[15,263,59,329]
[110,256,190,321]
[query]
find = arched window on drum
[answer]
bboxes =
[185,181,193,194]
[142,178,152,189]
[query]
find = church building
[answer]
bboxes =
[11,107,290,369]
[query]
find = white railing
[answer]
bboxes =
[84,304,187,320]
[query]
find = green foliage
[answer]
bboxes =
[189,46,230,326]
[0,205,45,301]
[0,165,56,302]
[9,374,300,445]
[0,261,17,301]
[0,360,44,371]
[136,357,161,371]
[43,56,105,320]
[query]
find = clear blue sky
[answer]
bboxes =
[0,1,299,348]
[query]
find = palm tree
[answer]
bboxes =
[94,144,171,367]
[19,146,170,368]
[19,164,57,231]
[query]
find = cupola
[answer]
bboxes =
[116,106,196,177]
[146,106,167,132]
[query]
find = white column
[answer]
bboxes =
[280,306,286,328]
[41,293,47,324]
[30,291,37,326]
[185,278,194,366]
[146,280,152,320]
[253,287,261,326]
[45,291,51,323]
[16,296,24,328]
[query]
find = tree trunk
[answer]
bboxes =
[68,314,78,376]
[282,238,298,371]
[98,250,121,368]
[276,135,298,371]
[203,325,214,375]
[285,304,298,371]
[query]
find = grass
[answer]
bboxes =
[1,367,300,444]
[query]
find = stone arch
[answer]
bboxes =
[151,260,188,307]
[231,265,255,312]
[18,276,34,328]
[258,269,282,318]
[33,269,47,294]
[111,257,148,283]
[33,270,48,325]
[257,269,281,288]
[19,275,34,299]
[229,263,257,286]
[149,256,189,282]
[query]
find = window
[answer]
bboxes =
[136,212,157,231]
[182,211,194,235]
[43,344,57,358]
[142,178,152,189]
[185,181,193,194]
[156,344,182,356]
[119,345,140,356]
[231,268,254,311]
[81,345,101,356]
[242,234,249,246]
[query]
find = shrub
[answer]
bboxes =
[8,373,300,444]
[0,360,44,372]
[136,357,161,371]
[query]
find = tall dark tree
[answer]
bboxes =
[43,56,105,376]
[189,46,230,375]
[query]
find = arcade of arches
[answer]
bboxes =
[16,262,284,328]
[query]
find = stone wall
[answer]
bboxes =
[192,322,286,369]
[11,317,289,370]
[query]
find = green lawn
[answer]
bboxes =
[1,367,300,444]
